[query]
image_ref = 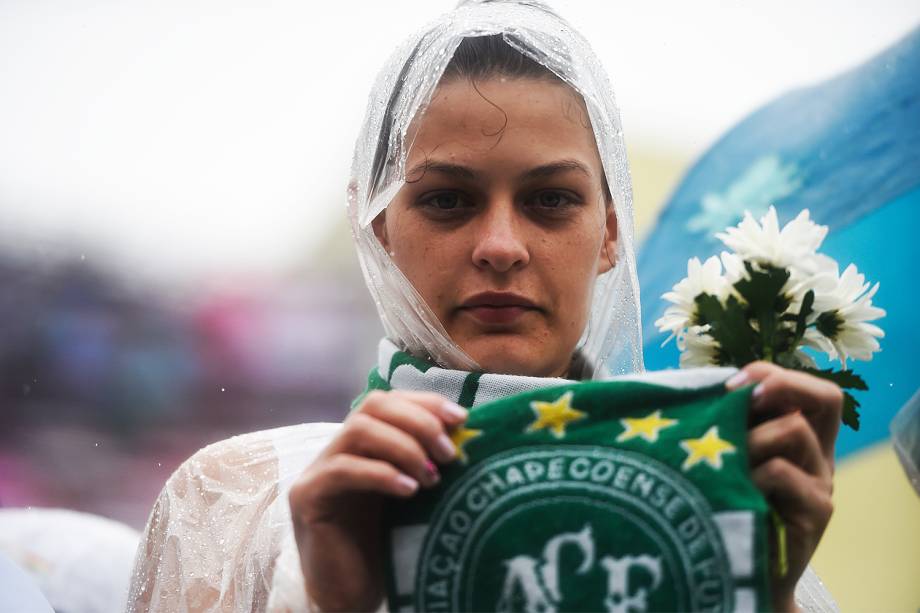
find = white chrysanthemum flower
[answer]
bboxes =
[719,251,745,285]
[806,263,886,368]
[793,349,818,369]
[802,327,837,359]
[655,256,729,345]
[716,206,827,272]
[786,253,840,315]
[663,206,884,379]
[678,325,720,367]
[719,208,836,312]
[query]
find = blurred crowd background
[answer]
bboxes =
[0,246,378,526]
[1,1,918,610]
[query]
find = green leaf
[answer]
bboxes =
[730,263,794,363]
[794,290,814,345]
[798,366,867,431]
[842,392,861,431]
[734,262,791,316]
[800,367,869,391]
[693,292,724,328]
[695,293,759,365]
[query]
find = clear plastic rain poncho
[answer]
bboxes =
[347,0,643,379]
[126,1,838,610]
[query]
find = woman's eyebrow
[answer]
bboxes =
[405,159,592,182]
[407,160,476,181]
[520,159,592,180]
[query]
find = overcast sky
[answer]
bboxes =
[1,0,917,283]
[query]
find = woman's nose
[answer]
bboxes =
[470,202,530,272]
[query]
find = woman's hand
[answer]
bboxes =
[726,361,843,613]
[288,390,467,612]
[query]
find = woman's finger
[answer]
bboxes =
[751,457,834,531]
[748,411,830,482]
[751,456,834,608]
[359,391,460,463]
[327,412,439,486]
[291,453,420,521]
[726,361,842,462]
[386,390,469,426]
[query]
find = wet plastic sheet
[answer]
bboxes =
[347,0,643,378]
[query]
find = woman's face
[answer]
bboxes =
[373,76,616,377]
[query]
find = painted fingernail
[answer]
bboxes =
[725,371,750,389]
[752,383,766,400]
[435,433,457,461]
[424,460,441,485]
[394,474,419,495]
[441,400,468,421]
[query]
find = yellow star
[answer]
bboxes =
[616,410,678,444]
[449,426,483,463]
[526,390,587,439]
[680,426,736,471]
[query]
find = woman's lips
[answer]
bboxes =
[458,292,540,325]
[462,305,535,325]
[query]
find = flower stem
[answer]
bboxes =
[760,310,776,364]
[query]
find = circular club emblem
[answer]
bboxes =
[415,446,734,612]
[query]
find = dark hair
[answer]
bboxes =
[369,34,612,376]
[441,34,559,82]
[369,34,611,203]
[370,35,560,197]
[442,36,612,206]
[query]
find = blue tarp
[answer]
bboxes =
[638,26,920,458]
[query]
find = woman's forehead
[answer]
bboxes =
[406,77,602,176]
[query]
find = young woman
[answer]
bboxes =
[128,3,841,611]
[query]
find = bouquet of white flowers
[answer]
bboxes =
[656,206,885,430]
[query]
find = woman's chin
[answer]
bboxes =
[459,335,568,377]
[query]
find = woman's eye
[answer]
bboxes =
[418,191,472,215]
[428,193,461,209]
[537,191,564,208]
[528,190,578,210]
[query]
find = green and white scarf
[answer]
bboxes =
[356,339,772,612]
